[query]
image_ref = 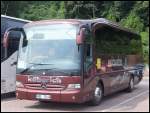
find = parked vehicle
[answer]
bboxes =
[3,18,144,105]
[1,15,31,94]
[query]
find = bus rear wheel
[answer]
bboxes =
[39,100,49,103]
[126,76,134,92]
[90,83,103,106]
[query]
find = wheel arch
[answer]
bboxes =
[130,73,135,80]
[97,79,104,95]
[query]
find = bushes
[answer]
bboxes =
[140,32,149,64]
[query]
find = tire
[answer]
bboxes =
[126,76,134,92]
[1,92,15,98]
[39,100,49,103]
[89,83,103,106]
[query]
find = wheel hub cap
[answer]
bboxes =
[95,87,102,100]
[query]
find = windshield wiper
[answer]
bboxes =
[46,68,79,76]
[20,63,53,74]
[20,63,79,76]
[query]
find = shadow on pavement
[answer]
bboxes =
[1,92,16,101]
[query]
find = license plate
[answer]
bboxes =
[36,94,51,100]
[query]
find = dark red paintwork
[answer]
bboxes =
[16,75,86,103]
[16,19,143,104]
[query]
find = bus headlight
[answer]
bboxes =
[67,84,81,89]
[16,81,24,88]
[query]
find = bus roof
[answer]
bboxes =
[80,18,140,36]
[1,15,32,23]
[24,18,139,37]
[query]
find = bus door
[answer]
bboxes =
[83,44,95,99]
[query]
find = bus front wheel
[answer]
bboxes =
[90,83,103,106]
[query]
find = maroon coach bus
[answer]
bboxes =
[3,18,144,105]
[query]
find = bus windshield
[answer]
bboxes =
[17,24,81,75]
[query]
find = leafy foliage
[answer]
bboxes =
[121,11,144,33]
[140,32,149,63]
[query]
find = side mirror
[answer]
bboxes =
[3,27,26,48]
[76,28,85,45]
[11,61,17,66]
[3,31,10,48]
[23,38,28,47]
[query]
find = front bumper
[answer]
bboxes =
[16,88,84,103]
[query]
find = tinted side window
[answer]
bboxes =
[84,29,93,71]
[95,27,142,55]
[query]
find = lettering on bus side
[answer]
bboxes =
[108,59,123,66]
[28,76,62,84]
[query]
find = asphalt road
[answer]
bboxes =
[1,77,149,112]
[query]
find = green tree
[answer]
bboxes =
[133,1,149,29]
[140,31,149,63]
[65,1,97,19]
[56,1,66,19]
[121,11,144,33]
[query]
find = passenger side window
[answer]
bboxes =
[84,44,93,72]
[83,28,93,72]
[86,44,92,62]
[95,27,142,55]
